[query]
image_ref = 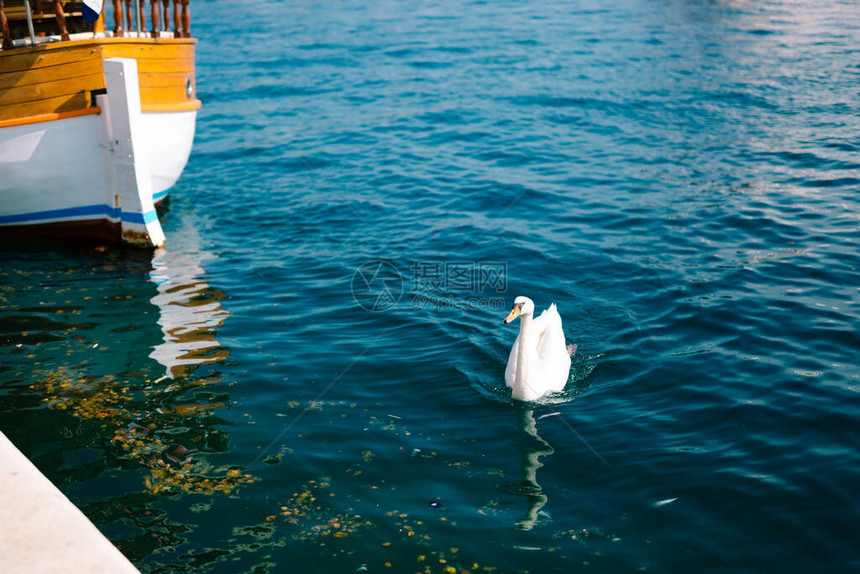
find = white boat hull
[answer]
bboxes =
[0,114,108,226]
[0,110,195,227]
[143,109,198,202]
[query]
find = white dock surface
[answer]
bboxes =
[0,431,140,573]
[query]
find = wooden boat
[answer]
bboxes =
[0,1,198,247]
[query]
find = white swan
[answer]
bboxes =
[503,296,575,402]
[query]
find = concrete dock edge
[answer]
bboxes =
[0,431,140,573]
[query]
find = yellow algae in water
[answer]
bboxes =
[274,480,368,540]
[29,367,257,496]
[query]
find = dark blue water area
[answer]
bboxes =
[2,1,860,572]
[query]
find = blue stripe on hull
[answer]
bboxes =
[122,210,159,225]
[0,204,157,226]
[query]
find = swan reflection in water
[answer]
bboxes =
[511,405,556,530]
[148,245,231,378]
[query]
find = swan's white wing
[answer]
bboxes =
[533,304,571,393]
[533,304,563,357]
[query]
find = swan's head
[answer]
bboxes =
[503,296,535,324]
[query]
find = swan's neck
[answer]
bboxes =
[515,313,534,385]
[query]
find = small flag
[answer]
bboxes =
[82,0,104,24]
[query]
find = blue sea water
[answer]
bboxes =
[2,0,860,572]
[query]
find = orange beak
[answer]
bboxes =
[503,305,521,324]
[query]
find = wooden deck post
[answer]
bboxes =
[149,0,157,37]
[54,0,69,41]
[180,0,188,37]
[124,0,145,35]
[0,1,12,50]
[113,0,123,35]
[172,0,178,36]
[160,0,168,32]
[124,0,133,34]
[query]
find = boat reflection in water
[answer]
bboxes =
[1,230,255,516]
[104,240,254,500]
[148,246,231,379]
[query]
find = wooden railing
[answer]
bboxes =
[0,0,191,49]
[113,0,190,39]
